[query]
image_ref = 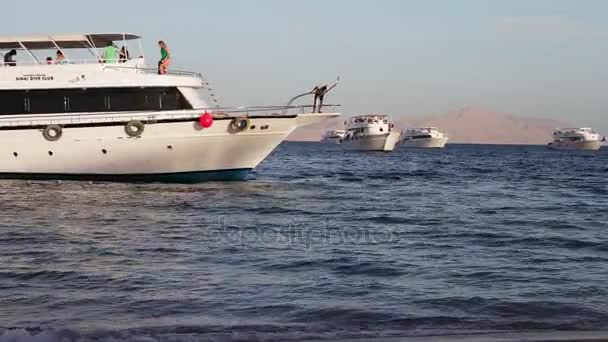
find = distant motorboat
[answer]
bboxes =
[400,127,448,149]
[322,129,345,144]
[340,114,400,152]
[547,128,602,151]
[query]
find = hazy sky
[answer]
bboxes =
[4,0,608,132]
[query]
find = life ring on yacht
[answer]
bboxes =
[231,117,250,132]
[125,120,145,137]
[42,125,62,141]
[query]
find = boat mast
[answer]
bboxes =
[85,35,102,61]
[17,40,39,64]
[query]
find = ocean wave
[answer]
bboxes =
[331,261,407,277]
[414,297,608,326]
[0,327,370,342]
[0,270,81,282]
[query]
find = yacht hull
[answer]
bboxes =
[546,140,602,151]
[0,113,339,183]
[322,137,342,144]
[341,132,400,152]
[0,169,252,183]
[401,137,448,149]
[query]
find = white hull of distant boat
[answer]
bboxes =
[0,33,340,182]
[341,115,400,152]
[342,132,400,152]
[323,136,342,144]
[321,129,345,144]
[400,127,448,149]
[546,140,602,151]
[546,128,603,152]
[401,136,448,149]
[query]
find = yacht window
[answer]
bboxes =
[67,90,107,113]
[0,92,25,115]
[0,87,192,115]
[29,90,66,114]
[107,88,187,112]
[109,88,159,111]
[160,89,186,110]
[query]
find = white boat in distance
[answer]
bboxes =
[400,127,448,148]
[341,114,400,152]
[0,33,339,182]
[547,128,603,151]
[321,129,345,144]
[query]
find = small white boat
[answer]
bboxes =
[0,33,340,182]
[341,114,400,152]
[400,127,448,149]
[547,128,603,151]
[322,129,345,144]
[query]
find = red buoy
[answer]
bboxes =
[199,112,213,128]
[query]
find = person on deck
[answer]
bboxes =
[158,40,171,74]
[312,80,338,113]
[312,84,327,113]
[55,50,67,64]
[102,42,119,63]
[119,46,130,63]
[46,57,53,65]
[3,49,17,66]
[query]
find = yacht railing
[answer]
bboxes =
[0,104,340,127]
[102,65,203,78]
[1,58,123,66]
[0,59,202,78]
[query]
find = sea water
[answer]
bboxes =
[0,143,607,341]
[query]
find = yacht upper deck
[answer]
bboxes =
[346,114,391,128]
[0,33,203,89]
[554,128,596,136]
[1,33,143,66]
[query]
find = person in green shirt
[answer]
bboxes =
[102,42,119,63]
[158,40,171,74]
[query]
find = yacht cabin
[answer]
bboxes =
[344,114,393,139]
[0,33,206,117]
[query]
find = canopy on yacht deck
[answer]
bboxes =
[0,33,141,50]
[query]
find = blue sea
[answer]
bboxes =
[1,143,607,342]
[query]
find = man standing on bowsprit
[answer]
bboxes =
[312,77,340,113]
[312,84,328,113]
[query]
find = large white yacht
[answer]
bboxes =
[547,128,603,151]
[0,33,339,182]
[400,127,448,148]
[341,114,400,152]
[321,129,345,144]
